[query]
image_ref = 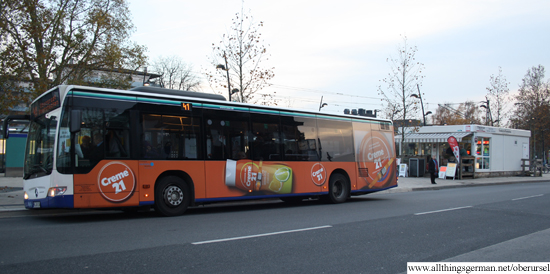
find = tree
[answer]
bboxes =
[0,0,147,115]
[460,101,483,125]
[378,35,424,153]
[432,102,482,125]
[511,65,550,159]
[486,67,510,127]
[206,4,275,104]
[151,56,201,91]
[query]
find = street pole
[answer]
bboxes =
[480,98,492,126]
[143,67,147,86]
[223,51,232,101]
[319,96,328,111]
[417,84,426,126]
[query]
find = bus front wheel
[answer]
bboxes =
[325,173,349,204]
[154,176,190,216]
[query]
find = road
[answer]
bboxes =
[0,182,549,274]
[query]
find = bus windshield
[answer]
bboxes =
[24,115,58,179]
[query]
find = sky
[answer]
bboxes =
[128,0,550,119]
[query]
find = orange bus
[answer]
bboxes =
[13,85,397,216]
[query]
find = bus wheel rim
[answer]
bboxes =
[164,185,184,206]
[332,181,343,197]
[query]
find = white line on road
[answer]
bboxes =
[414,206,473,216]
[192,225,332,245]
[512,194,544,201]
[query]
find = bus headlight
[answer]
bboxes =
[24,191,28,200]
[48,187,67,197]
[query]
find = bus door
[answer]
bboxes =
[280,115,322,195]
[203,109,252,199]
[250,113,292,196]
[70,102,140,208]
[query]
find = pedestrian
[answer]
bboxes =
[428,154,438,184]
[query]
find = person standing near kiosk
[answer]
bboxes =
[428,154,438,184]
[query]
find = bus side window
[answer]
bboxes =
[281,116,318,161]
[105,130,128,158]
[141,113,201,160]
[317,118,354,162]
[251,113,281,161]
[204,109,249,160]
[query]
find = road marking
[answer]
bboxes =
[192,225,332,245]
[512,194,543,201]
[414,206,473,216]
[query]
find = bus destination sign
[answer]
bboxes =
[31,89,61,119]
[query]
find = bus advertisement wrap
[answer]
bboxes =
[225,160,293,194]
[354,122,396,190]
[23,85,397,216]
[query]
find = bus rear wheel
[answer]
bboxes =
[154,176,190,217]
[325,173,349,204]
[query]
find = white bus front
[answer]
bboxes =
[23,87,74,209]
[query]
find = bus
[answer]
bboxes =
[10,85,397,216]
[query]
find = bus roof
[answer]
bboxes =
[130,86,227,101]
[34,85,392,125]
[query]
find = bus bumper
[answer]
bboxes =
[25,195,74,209]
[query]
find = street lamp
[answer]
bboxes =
[319,96,328,111]
[410,84,428,126]
[424,111,433,125]
[480,99,493,126]
[216,51,234,101]
[142,67,148,86]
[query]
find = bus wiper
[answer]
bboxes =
[33,164,51,175]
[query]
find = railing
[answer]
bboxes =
[521,159,542,177]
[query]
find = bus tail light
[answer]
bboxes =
[48,187,67,197]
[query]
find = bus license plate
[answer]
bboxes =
[33,202,41,208]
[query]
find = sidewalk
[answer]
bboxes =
[0,175,25,211]
[381,172,550,194]
[0,173,549,212]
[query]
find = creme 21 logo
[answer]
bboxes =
[97,161,136,202]
[311,163,327,186]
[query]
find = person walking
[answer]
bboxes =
[428,154,438,184]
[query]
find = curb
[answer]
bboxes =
[370,178,549,195]
[409,178,550,191]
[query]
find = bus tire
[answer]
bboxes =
[154,176,190,217]
[326,173,349,204]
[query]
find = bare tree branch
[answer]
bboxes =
[206,3,275,105]
[377,35,424,154]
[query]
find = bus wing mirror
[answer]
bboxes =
[70,110,82,133]
[2,115,30,139]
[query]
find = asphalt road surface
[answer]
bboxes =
[0,182,549,274]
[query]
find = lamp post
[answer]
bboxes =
[480,98,492,126]
[142,67,148,86]
[424,111,433,124]
[410,84,428,126]
[319,96,328,111]
[216,51,233,101]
